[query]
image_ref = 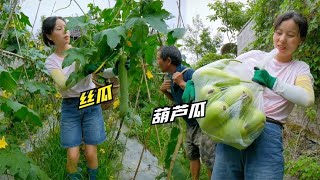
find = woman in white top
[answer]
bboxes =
[211,11,314,180]
[42,16,124,179]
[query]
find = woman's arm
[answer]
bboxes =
[273,75,314,107]
[49,69,68,90]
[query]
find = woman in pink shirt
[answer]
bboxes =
[42,16,125,179]
[211,11,315,180]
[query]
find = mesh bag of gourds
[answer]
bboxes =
[193,49,278,150]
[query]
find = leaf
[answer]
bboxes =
[114,26,126,38]
[36,60,49,75]
[94,26,125,49]
[27,164,50,180]
[27,49,47,62]
[131,19,149,48]
[0,148,31,179]
[125,9,142,29]
[62,48,94,68]
[66,16,95,30]
[164,127,180,169]
[141,1,170,33]
[65,71,85,88]
[145,44,157,65]
[172,28,187,39]
[105,29,121,49]
[0,97,42,126]
[167,28,186,45]
[171,155,189,179]
[101,8,113,22]
[144,15,168,33]
[155,172,167,180]
[0,66,17,93]
[24,82,52,96]
[19,12,32,27]
[132,114,142,125]
[142,0,170,19]
[0,148,49,179]
[126,17,141,29]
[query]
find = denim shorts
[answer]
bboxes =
[60,98,106,148]
[212,122,284,180]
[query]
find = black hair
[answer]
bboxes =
[158,46,182,66]
[42,16,66,46]
[274,11,308,39]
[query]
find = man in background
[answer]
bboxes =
[157,46,215,179]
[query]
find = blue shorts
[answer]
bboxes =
[60,98,106,148]
[212,122,284,180]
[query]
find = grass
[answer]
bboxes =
[29,111,124,179]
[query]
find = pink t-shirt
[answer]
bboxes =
[45,53,95,98]
[237,50,313,123]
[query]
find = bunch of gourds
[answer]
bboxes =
[192,59,265,150]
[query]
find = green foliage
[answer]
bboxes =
[63,0,184,87]
[29,125,124,179]
[0,1,32,51]
[0,1,59,178]
[305,106,317,122]
[167,28,187,45]
[24,82,52,97]
[0,147,49,179]
[0,96,41,126]
[208,0,252,41]
[183,15,223,61]
[286,156,320,179]
[164,126,180,169]
[249,0,320,91]
[171,154,189,179]
[0,66,17,93]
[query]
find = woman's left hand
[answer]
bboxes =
[252,67,277,89]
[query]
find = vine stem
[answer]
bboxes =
[30,0,42,37]
[13,15,22,54]
[134,74,144,109]
[23,122,35,150]
[224,0,232,43]
[73,0,86,15]
[133,60,164,178]
[141,60,151,102]
[110,2,124,26]
[133,126,152,179]
[107,115,125,160]
[157,32,163,47]
[0,0,19,48]
[141,60,163,155]
[50,1,56,16]
[54,0,85,16]
[13,15,30,82]
[176,0,185,28]
[54,0,72,14]
[132,61,152,179]
[0,49,25,59]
